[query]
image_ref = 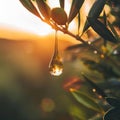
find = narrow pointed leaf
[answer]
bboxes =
[71,91,104,113]
[19,0,40,17]
[102,11,107,46]
[107,20,120,41]
[104,108,120,120]
[83,75,107,98]
[78,12,81,35]
[36,0,51,20]
[68,0,84,24]
[59,0,64,9]
[103,11,107,25]
[82,0,106,33]
[87,17,118,43]
[106,97,120,107]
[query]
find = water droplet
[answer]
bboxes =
[98,95,102,99]
[88,41,91,45]
[49,30,63,76]
[94,50,98,54]
[92,88,96,93]
[113,50,118,55]
[101,45,108,54]
[49,54,63,76]
[100,54,105,58]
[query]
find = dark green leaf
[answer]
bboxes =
[104,108,120,120]
[36,0,51,20]
[19,0,40,17]
[82,0,106,34]
[103,11,107,25]
[87,17,118,43]
[100,11,108,46]
[107,20,119,42]
[71,91,104,113]
[83,75,107,98]
[68,0,84,24]
[106,97,120,107]
[59,0,64,9]
[77,12,80,35]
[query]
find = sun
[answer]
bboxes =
[33,22,53,36]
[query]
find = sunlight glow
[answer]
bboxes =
[0,0,53,36]
[49,65,63,76]
[0,0,74,36]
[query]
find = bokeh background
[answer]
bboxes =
[0,0,82,120]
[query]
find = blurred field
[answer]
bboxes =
[0,26,79,120]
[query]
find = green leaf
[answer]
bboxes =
[103,11,107,25]
[82,0,106,34]
[104,108,120,120]
[36,0,51,20]
[107,20,120,42]
[68,0,84,24]
[87,17,118,43]
[19,0,40,17]
[106,97,120,107]
[69,105,88,120]
[59,0,64,9]
[71,91,104,113]
[99,11,108,46]
[83,75,107,98]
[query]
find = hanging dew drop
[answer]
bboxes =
[49,30,63,76]
[49,54,63,76]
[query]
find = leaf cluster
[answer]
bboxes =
[19,0,120,120]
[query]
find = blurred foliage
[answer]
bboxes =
[104,97,120,120]
[107,0,120,28]
[0,0,120,120]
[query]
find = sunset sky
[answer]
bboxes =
[0,0,75,36]
[0,0,54,36]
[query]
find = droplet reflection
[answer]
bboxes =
[49,54,63,76]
